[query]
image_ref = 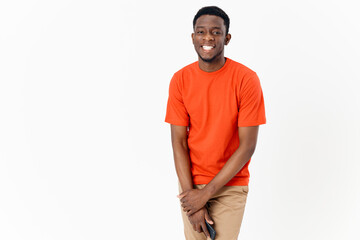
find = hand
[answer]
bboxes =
[178,188,210,216]
[187,207,214,239]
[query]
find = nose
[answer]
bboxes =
[203,32,214,41]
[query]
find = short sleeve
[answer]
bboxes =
[238,72,266,127]
[165,74,189,126]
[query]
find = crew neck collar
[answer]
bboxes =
[196,57,231,75]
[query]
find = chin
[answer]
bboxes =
[197,50,223,63]
[199,55,217,63]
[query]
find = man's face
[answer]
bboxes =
[192,15,231,63]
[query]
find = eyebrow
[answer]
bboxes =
[195,26,222,29]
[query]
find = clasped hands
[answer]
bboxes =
[177,188,210,216]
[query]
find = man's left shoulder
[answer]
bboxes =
[228,58,257,76]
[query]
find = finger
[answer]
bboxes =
[191,223,196,232]
[187,209,194,216]
[177,191,184,198]
[177,191,188,199]
[201,221,210,238]
[204,210,214,225]
[187,210,193,216]
[189,218,193,225]
[196,223,202,233]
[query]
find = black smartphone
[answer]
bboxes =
[205,221,216,240]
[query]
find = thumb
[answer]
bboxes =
[204,210,214,225]
[177,192,185,198]
[178,190,189,199]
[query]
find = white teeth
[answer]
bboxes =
[202,46,213,50]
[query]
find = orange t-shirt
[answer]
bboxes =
[165,58,266,186]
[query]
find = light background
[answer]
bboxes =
[1,0,359,239]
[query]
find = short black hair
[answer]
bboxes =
[193,6,230,35]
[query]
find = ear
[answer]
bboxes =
[225,33,232,45]
[191,33,195,44]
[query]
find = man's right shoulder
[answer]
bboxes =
[173,61,198,77]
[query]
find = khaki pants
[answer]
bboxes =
[179,184,248,240]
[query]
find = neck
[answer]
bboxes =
[198,56,226,72]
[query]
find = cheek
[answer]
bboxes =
[216,41,224,48]
[194,40,201,47]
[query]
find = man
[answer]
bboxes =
[165,6,266,240]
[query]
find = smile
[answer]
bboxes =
[201,45,215,51]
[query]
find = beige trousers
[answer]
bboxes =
[179,184,248,240]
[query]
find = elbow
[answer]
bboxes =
[249,143,257,155]
[247,146,256,158]
[239,142,257,158]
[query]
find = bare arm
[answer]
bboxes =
[170,125,193,194]
[180,126,260,215]
[170,124,213,237]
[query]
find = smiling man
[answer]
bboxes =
[165,6,266,240]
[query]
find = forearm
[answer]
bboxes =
[172,141,194,192]
[203,145,255,197]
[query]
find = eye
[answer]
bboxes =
[213,31,221,35]
[197,31,204,34]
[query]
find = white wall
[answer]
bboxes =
[1,0,359,239]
